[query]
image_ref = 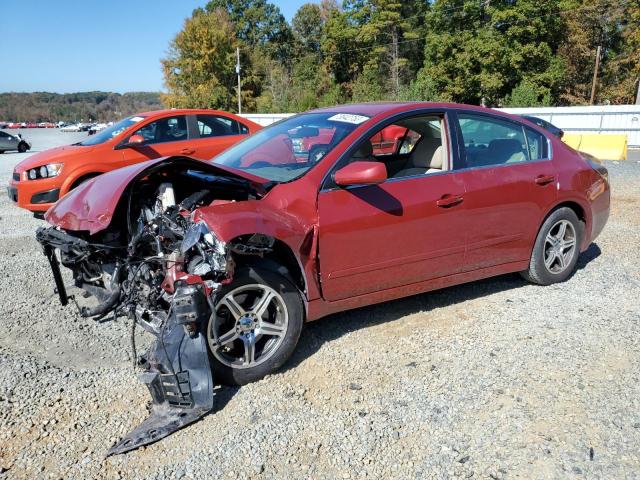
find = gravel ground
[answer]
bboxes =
[0,131,639,479]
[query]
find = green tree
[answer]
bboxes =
[161,8,244,111]
[292,3,323,54]
[205,0,294,61]
[420,0,566,105]
[504,79,552,107]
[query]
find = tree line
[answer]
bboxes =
[162,0,640,113]
[0,92,162,123]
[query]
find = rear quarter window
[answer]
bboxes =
[525,127,549,160]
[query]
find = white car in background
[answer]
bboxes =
[60,124,82,132]
[88,123,108,135]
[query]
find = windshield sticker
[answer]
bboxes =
[328,113,369,125]
[130,116,145,123]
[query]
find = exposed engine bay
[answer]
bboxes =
[35,159,274,455]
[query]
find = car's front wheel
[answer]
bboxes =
[521,207,583,285]
[18,142,28,153]
[207,266,304,386]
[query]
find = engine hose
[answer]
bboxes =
[81,264,122,318]
[80,286,122,318]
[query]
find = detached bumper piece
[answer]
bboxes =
[107,284,215,456]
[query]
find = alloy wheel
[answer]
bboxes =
[543,219,577,274]
[209,284,288,369]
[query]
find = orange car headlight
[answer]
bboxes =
[27,163,63,180]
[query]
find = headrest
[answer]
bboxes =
[352,140,373,159]
[488,139,522,156]
[411,137,441,168]
[430,146,443,169]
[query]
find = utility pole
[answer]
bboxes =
[236,46,242,114]
[590,45,602,105]
[635,78,640,105]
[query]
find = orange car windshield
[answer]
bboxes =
[77,116,146,146]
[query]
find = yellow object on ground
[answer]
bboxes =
[562,133,628,161]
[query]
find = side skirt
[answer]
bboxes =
[306,260,529,321]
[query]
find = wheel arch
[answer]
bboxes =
[541,199,591,250]
[228,234,308,302]
[61,171,104,195]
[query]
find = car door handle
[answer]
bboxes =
[180,148,196,155]
[535,174,555,186]
[436,194,464,208]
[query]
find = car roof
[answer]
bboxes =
[134,108,243,117]
[307,102,517,119]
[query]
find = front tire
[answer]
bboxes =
[18,142,28,153]
[521,207,583,285]
[208,266,304,386]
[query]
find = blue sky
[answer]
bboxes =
[0,0,310,93]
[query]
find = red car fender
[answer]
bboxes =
[192,192,321,302]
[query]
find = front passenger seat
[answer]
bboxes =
[350,140,377,163]
[394,138,443,178]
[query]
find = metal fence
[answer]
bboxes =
[241,105,640,147]
[499,105,640,147]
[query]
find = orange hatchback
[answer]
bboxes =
[8,109,261,215]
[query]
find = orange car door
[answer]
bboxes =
[120,115,193,163]
[190,114,251,160]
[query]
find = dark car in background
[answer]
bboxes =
[521,115,564,138]
[0,131,31,153]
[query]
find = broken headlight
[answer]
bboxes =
[181,221,227,274]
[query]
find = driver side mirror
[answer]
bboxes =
[334,161,387,187]
[117,134,145,149]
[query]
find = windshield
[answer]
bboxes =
[212,112,369,182]
[77,116,146,146]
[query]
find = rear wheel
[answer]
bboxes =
[208,266,304,386]
[17,142,28,153]
[521,207,583,285]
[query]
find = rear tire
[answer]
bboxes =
[18,142,28,153]
[208,265,304,386]
[521,207,583,285]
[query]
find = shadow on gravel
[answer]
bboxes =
[284,242,602,372]
[575,243,602,271]
[212,384,239,411]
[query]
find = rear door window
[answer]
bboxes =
[458,114,530,167]
[196,114,245,138]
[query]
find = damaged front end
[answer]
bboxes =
[35,158,271,455]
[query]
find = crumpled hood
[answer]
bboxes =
[45,156,271,234]
[14,144,95,172]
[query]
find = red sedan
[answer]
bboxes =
[36,102,609,454]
